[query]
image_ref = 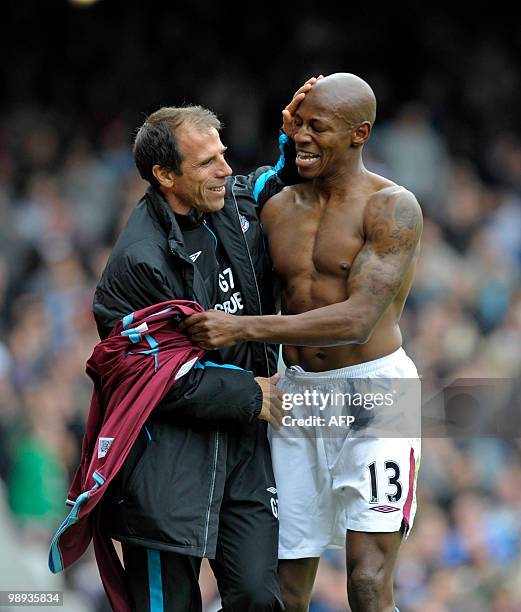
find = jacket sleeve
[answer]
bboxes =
[243,132,299,208]
[93,260,175,339]
[155,363,263,423]
[94,262,264,424]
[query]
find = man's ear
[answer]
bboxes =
[352,122,371,147]
[152,164,175,188]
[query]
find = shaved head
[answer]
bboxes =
[292,72,377,176]
[306,73,377,127]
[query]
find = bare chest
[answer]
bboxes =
[266,203,364,280]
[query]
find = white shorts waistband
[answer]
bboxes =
[285,347,407,379]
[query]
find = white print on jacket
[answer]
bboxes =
[267,487,278,519]
[214,267,244,314]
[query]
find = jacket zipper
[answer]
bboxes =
[169,183,268,556]
[202,431,219,556]
[170,246,198,302]
[170,236,218,554]
[231,177,271,376]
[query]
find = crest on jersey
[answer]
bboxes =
[98,437,114,459]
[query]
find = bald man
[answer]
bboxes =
[182,73,422,612]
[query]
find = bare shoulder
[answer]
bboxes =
[363,185,423,250]
[261,184,307,224]
[365,184,422,229]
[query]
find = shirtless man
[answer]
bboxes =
[182,73,423,612]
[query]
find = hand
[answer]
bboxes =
[180,310,243,349]
[282,75,324,138]
[255,373,284,429]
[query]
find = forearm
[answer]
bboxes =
[241,303,370,346]
[275,132,300,187]
[155,367,262,422]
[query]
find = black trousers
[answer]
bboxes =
[122,495,283,611]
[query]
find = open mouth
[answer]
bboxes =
[207,185,225,194]
[296,152,320,167]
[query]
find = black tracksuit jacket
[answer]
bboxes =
[92,134,297,558]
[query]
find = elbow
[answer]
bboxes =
[345,317,374,345]
[352,330,371,345]
[353,333,370,345]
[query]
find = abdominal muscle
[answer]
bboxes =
[280,273,405,372]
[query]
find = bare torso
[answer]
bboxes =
[261,172,419,371]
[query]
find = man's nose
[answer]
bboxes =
[217,157,232,177]
[294,125,311,145]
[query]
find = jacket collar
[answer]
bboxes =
[144,180,260,315]
[144,184,242,260]
[144,186,188,259]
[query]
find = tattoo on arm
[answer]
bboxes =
[347,191,423,325]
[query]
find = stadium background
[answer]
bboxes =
[1,2,520,610]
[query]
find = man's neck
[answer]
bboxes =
[159,187,192,216]
[174,207,205,229]
[313,156,368,200]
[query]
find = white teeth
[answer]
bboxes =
[208,186,224,191]
[297,153,319,160]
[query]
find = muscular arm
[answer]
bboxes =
[183,190,422,347]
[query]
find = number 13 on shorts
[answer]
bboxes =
[367,460,402,504]
[363,443,420,530]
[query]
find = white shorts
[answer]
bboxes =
[270,348,421,559]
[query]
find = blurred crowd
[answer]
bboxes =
[0,100,520,611]
[1,5,521,611]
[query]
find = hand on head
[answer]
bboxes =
[282,75,324,138]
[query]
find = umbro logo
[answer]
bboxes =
[267,487,277,495]
[370,505,399,513]
[189,250,202,262]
